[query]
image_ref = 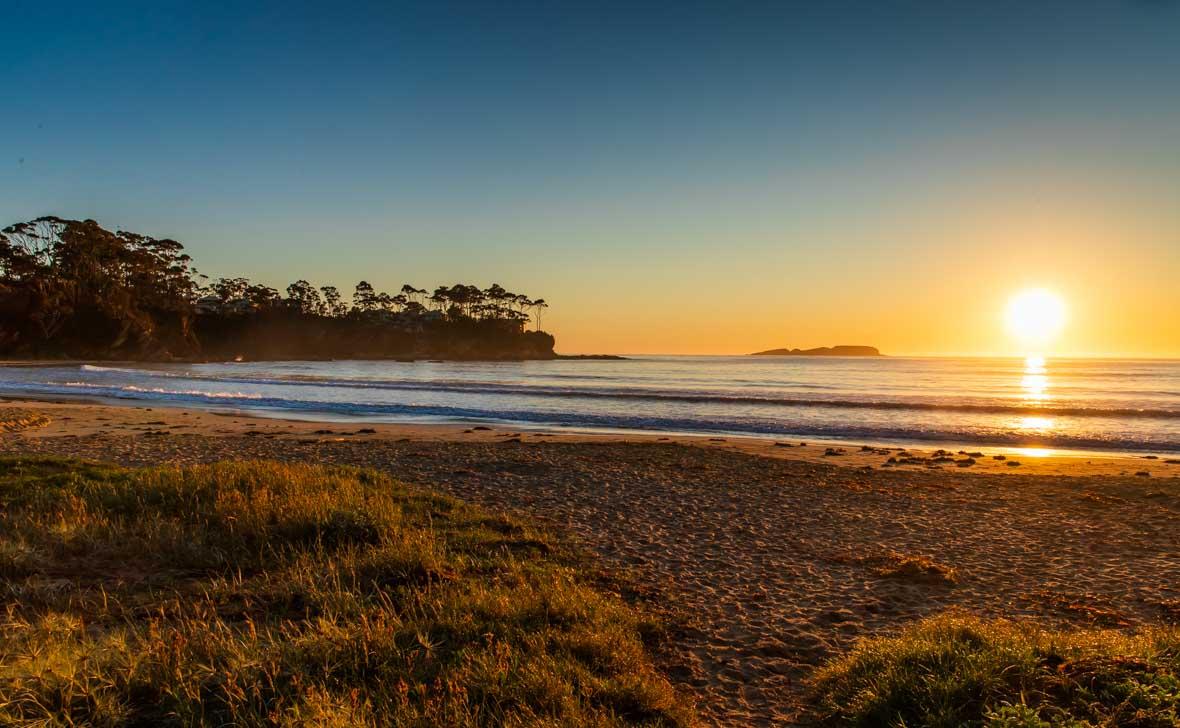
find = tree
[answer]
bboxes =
[0,216,200,354]
[245,284,281,310]
[444,283,484,319]
[400,284,426,306]
[210,277,250,305]
[321,286,346,317]
[353,281,378,313]
[531,298,548,330]
[285,280,323,315]
[429,286,451,315]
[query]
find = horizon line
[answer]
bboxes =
[556,352,1180,360]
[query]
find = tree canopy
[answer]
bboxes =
[0,216,555,360]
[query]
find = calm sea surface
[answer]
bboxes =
[3,356,1178,454]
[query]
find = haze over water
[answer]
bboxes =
[5,356,1178,454]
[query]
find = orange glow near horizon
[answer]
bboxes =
[533,186,1180,357]
[541,227,1178,358]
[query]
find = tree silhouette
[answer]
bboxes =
[320,286,346,317]
[0,217,556,360]
[285,280,322,315]
[352,281,378,313]
[531,298,548,331]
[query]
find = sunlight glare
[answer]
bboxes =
[1017,416,1053,431]
[1006,289,1067,347]
[1020,354,1049,401]
[1013,446,1055,458]
[1021,373,1048,401]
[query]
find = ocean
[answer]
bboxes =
[2,356,1178,455]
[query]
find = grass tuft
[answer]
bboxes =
[0,456,695,727]
[871,553,958,585]
[807,612,1180,727]
[0,409,50,432]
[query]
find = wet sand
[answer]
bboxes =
[3,396,1177,477]
[2,398,1179,725]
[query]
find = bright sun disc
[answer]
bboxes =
[1005,289,1066,345]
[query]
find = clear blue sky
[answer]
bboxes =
[4,1,1179,354]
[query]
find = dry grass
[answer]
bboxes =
[871,553,958,585]
[807,613,1180,727]
[830,549,958,586]
[0,409,49,432]
[0,456,696,727]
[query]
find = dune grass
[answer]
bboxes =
[0,409,50,433]
[0,456,695,727]
[808,613,1180,727]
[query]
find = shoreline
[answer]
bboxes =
[0,354,627,366]
[2,394,1177,478]
[1,358,1175,459]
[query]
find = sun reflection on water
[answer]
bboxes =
[1016,355,1054,434]
[1020,354,1050,403]
[1021,373,1048,400]
[1018,416,1053,431]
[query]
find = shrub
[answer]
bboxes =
[807,613,1180,727]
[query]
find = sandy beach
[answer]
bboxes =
[2,398,1179,725]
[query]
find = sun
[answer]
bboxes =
[1005,289,1067,346]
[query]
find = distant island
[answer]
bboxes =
[0,216,558,361]
[750,345,882,357]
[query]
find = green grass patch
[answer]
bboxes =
[807,613,1180,727]
[0,456,695,726]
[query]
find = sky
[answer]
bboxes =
[3,0,1178,356]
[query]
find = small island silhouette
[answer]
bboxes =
[750,345,882,357]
